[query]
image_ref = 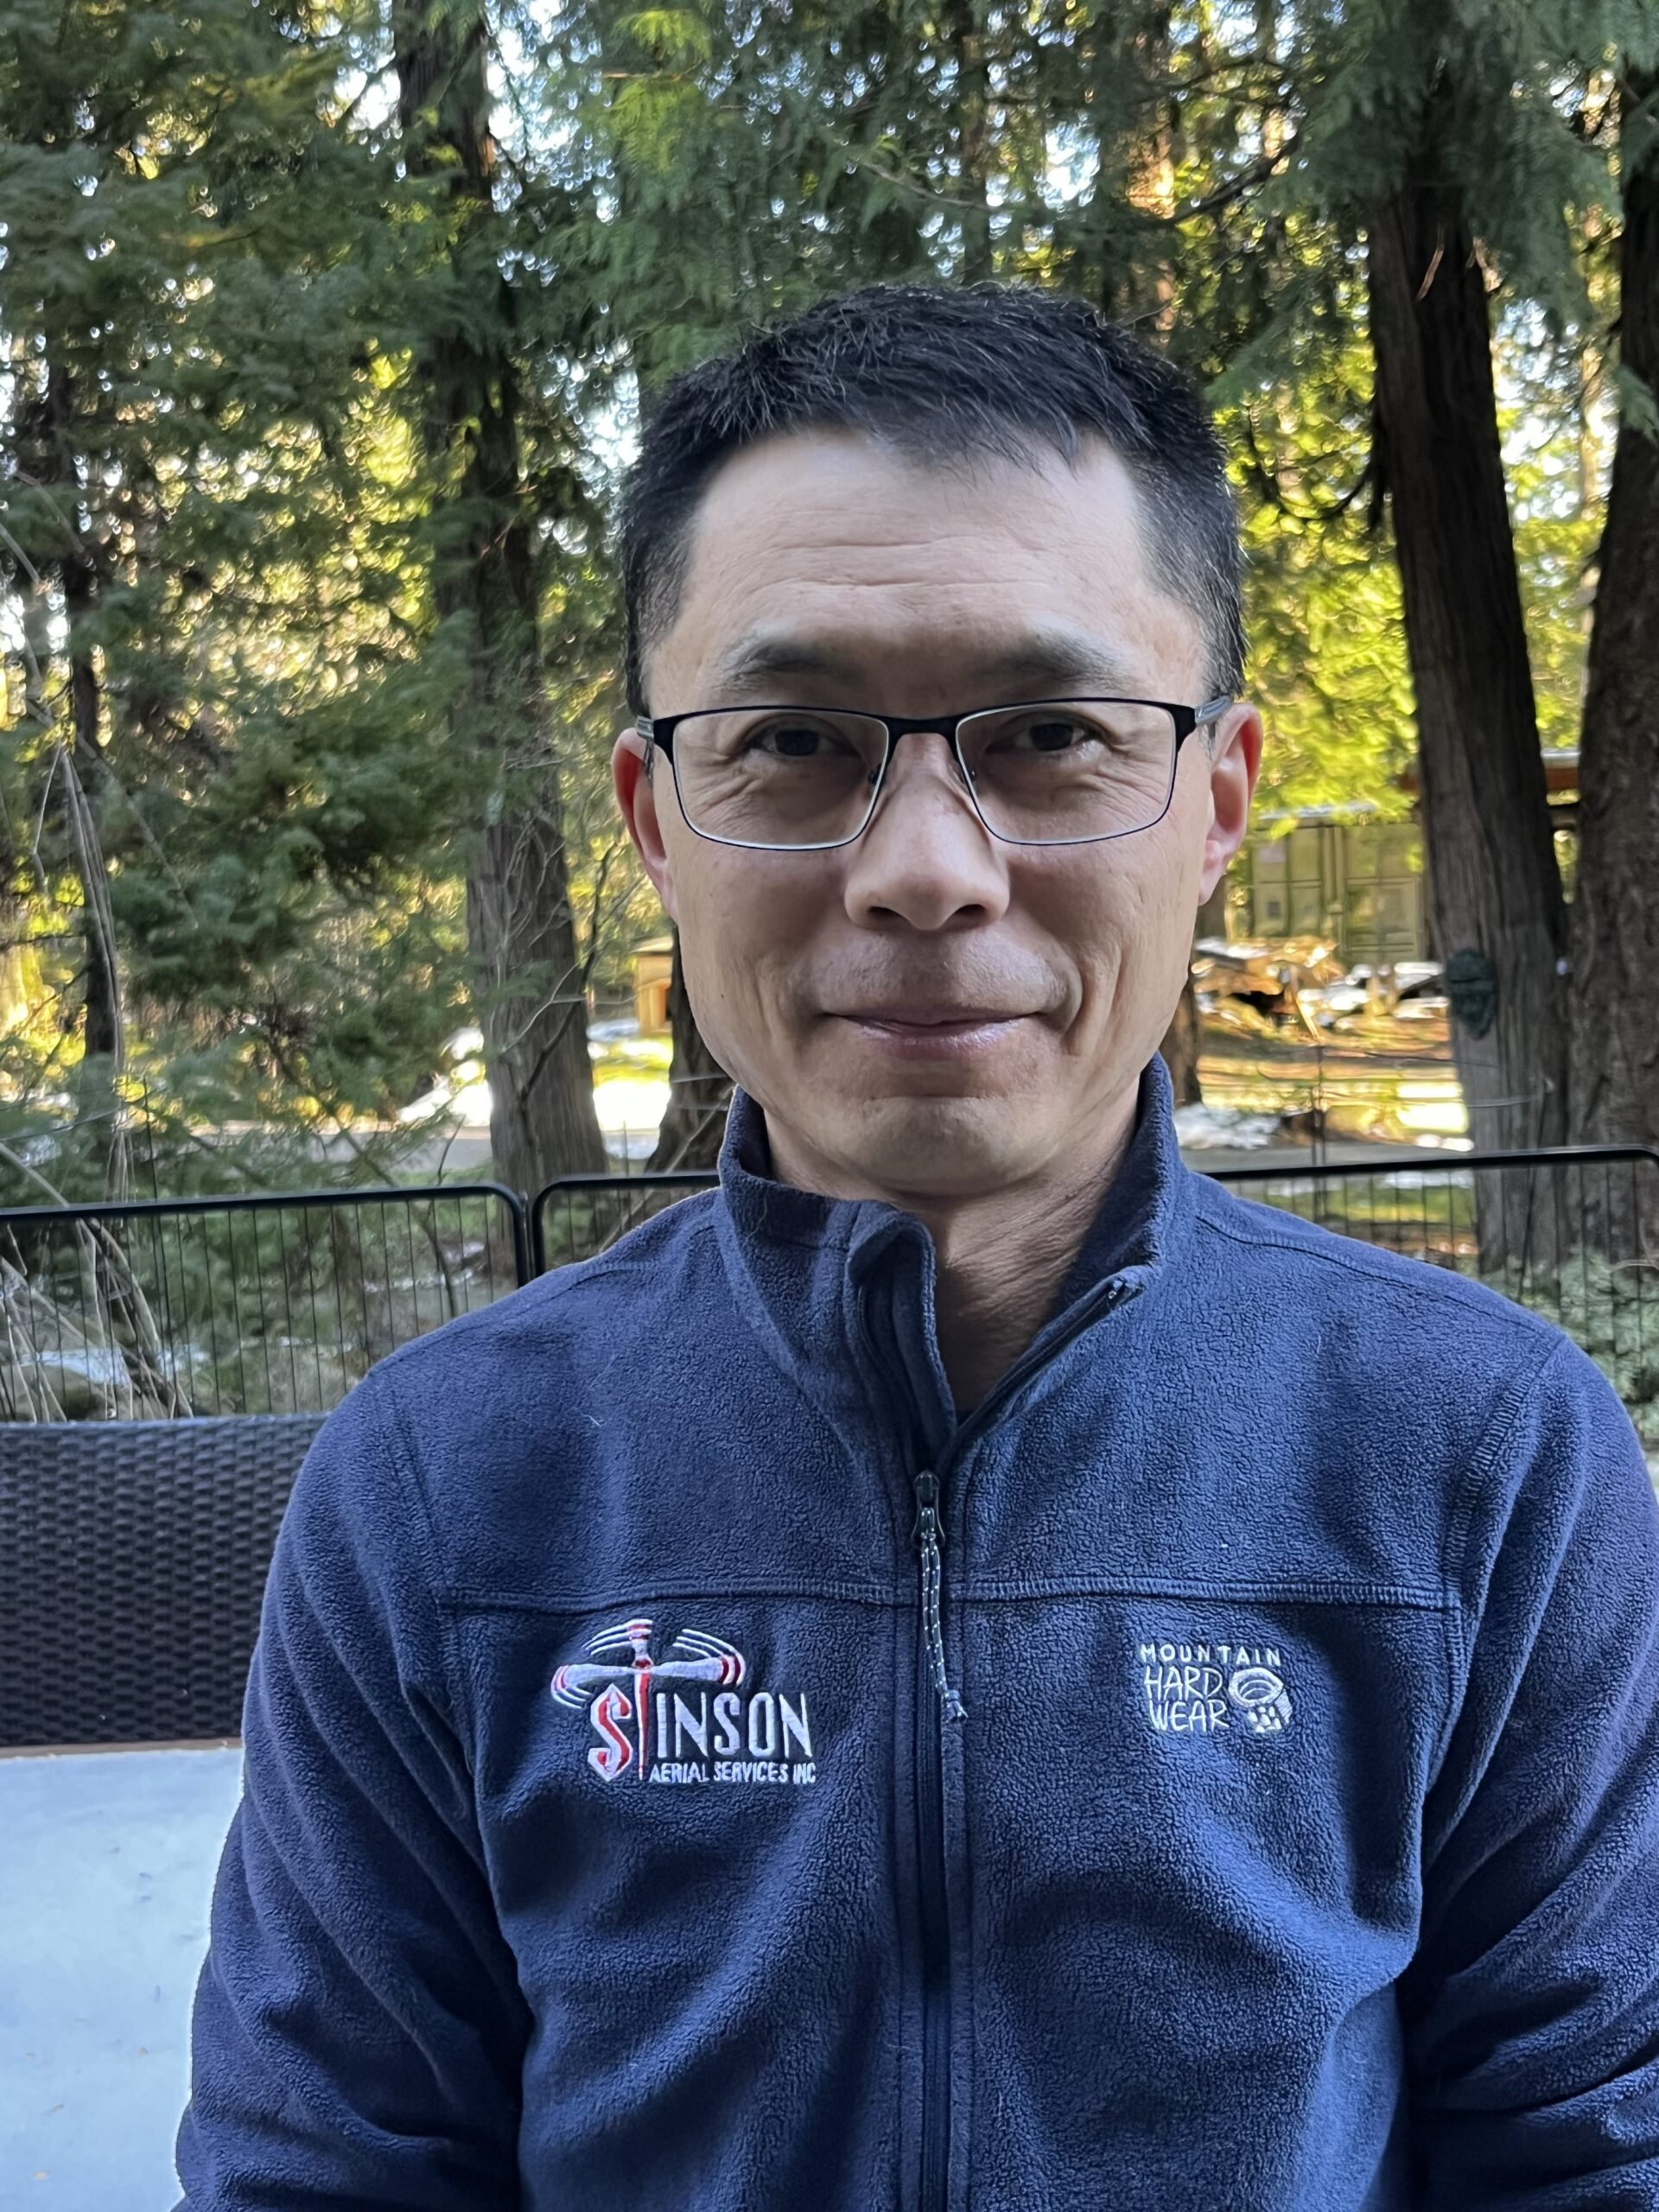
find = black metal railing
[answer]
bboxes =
[529,1171,716,1276]
[0,1183,528,1420]
[2,1147,1653,1442]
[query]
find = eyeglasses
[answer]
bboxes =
[637,696,1233,851]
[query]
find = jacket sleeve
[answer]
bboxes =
[1401,1332,1659,2204]
[174,1370,530,2209]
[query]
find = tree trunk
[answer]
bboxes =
[1568,65,1659,1255]
[60,741,127,1194]
[1123,6,1179,334]
[1077,3,1173,321]
[1159,878,1225,1106]
[646,930,733,1172]
[61,541,127,1195]
[393,0,603,1198]
[18,349,129,1193]
[1365,76,1567,1185]
[466,806,606,1193]
[1158,979,1202,1106]
[944,0,995,282]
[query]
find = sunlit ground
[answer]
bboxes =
[402,1027,675,1162]
[1199,1053,1469,1145]
[588,1028,673,1159]
[1196,1000,1469,1146]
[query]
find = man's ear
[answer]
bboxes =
[613,727,678,921]
[1198,702,1263,906]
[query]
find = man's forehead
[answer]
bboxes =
[652,428,1205,700]
[685,423,1147,571]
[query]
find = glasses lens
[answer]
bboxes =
[671,709,887,848]
[958,702,1178,843]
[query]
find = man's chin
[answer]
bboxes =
[798,1090,1051,1201]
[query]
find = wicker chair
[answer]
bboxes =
[0,1413,325,1747]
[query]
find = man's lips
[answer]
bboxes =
[823,1005,1035,1056]
[824,1004,1032,1027]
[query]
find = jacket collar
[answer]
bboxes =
[711,1053,1197,1413]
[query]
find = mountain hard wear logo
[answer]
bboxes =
[1138,1638,1294,1738]
[551,1618,817,1785]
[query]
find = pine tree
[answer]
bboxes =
[1363,65,1570,1157]
[0,0,474,1197]
[1288,0,1659,1216]
[1571,56,1659,1211]
[390,0,606,1193]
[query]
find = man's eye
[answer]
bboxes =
[1005,715,1099,753]
[749,720,841,760]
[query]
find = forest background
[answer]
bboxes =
[1,0,1656,1208]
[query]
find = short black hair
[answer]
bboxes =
[618,281,1244,715]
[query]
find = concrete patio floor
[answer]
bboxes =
[1,1745,243,2209]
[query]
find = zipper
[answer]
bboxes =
[868,1268,1137,2212]
[853,1267,961,2212]
[914,1470,966,1724]
[906,1273,1135,1726]
[912,1467,957,2212]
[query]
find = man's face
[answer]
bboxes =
[614,429,1262,1202]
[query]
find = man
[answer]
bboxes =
[176,283,1659,2209]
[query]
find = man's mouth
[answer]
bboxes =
[826,1005,1031,1056]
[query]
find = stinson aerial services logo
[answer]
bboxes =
[550,1618,817,1786]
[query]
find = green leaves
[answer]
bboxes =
[0,0,480,1174]
[617,8,717,63]
[2,0,1649,1188]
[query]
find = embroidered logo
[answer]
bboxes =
[551,1618,817,1786]
[1137,1638,1294,1738]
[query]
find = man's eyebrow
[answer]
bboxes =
[960,630,1145,694]
[709,627,1147,698]
[710,634,844,694]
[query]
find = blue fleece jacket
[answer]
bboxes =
[175,1055,1659,2210]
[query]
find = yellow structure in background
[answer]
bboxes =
[1236,813,1424,965]
[632,937,675,1035]
[1234,750,1580,966]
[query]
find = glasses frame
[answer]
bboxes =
[636,695,1236,851]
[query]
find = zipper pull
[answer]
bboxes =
[913,1470,967,1724]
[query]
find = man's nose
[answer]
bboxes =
[842,730,1011,931]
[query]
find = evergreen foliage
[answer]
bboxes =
[0,0,1653,1197]
[0,0,472,1196]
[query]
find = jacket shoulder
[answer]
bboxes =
[1187,1167,1563,1353]
[374,1184,724,1383]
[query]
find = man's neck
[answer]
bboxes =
[765,1087,1141,1412]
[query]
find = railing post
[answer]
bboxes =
[505,1187,533,1288]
